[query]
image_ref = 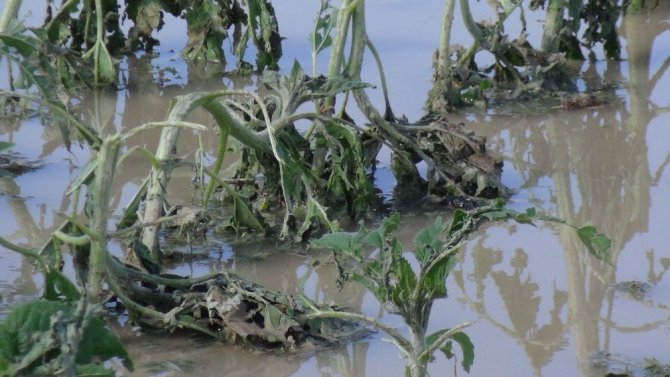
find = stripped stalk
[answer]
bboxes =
[140,92,271,256]
[202,122,230,207]
[88,135,121,297]
[365,37,395,120]
[541,0,565,53]
[436,0,457,77]
[0,0,21,32]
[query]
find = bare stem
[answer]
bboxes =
[0,0,21,32]
[437,0,456,77]
[88,136,121,297]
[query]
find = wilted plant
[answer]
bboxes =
[309,200,610,376]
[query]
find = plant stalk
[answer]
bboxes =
[88,136,121,298]
[0,0,21,32]
[436,0,456,78]
[541,0,564,53]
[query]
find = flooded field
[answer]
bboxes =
[1,1,669,376]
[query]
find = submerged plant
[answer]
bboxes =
[310,200,610,376]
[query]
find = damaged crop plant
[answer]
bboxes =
[0,0,626,375]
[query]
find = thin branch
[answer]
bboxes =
[418,321,473,361]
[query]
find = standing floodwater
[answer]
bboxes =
[1,1,669,376]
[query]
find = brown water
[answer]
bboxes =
[1,1,670,376]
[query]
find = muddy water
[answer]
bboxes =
[2,1,670,376]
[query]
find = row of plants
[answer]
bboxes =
[0,0,634,375]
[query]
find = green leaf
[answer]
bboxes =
[452,332,475,373]
[414,217,444,265]
[389,257,417,309]
[83,41,115,84]
[232,194,266,233]
[309,0,338,55]
[312,231,359,252]
[420,254,455,299]
[76,317,133,370]
[0,33,36,56]
[75,363,115,377]
[66,155,97,195]
[436,331,475,373]
[43,270,80,301]
[447,210,467,234]
[0,141,13,151]
[576,225,611,263]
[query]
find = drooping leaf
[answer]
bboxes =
[309,0,338,57]
[76,317,133,370]
[389,257,417,310]
[83,41,116,84]
[576,225,611,263]
[434,330,475,373]
[43,270,80,301]
[452,332,475,373]
[447,209,467,234]
[312,231,360,253]
[420,254,456,300]
[66,155,98,195]
[232,193,266,233]
[0,33,36,56]
[414,217,445,265]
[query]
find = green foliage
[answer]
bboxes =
[82,40,116,84]
[576,225,613,263]
[0,142,13,151]
[0,299,132,376]
[313,200,611,375]
[429,330,475,373]
[644,358,670,377]
[309,0,338,75]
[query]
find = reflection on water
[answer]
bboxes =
[2,2,670,376]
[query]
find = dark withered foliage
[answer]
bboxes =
[43,0,282,70]
[112,265,369,351]
[530,0,629,60]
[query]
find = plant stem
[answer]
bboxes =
[436,0,456,77]
[305,309,413,356]
[324,0,359,110]
[0,236,49,271]
[418,321,473,360]
[92,0,105,84]
[44,0,80,33]
[88,135,121,298]
[541,0,564,53]
[0,0,21,33]
[202,122,229,207]
[365,37,395,120]
[459,0,487,47]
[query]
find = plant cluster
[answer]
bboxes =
[311,199,610,376]
[0,0,628,375]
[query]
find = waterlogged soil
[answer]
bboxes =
[2,1,670,377]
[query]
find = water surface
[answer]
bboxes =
[1,1,669,376]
